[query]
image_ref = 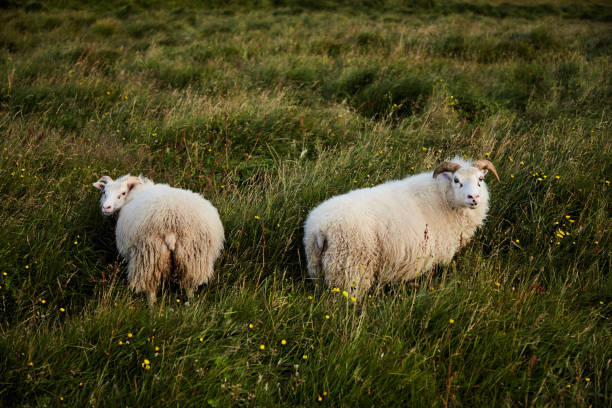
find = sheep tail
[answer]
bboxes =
[308,231,328,278]
[164,233,176,251]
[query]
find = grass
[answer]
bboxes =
[0,1,610,406]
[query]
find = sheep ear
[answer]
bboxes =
[441,173,452,180]
[126,176,144,191]
[93,176,113,191]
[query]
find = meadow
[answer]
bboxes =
[0,0,610,406]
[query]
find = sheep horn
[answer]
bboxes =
[92,175,113,191]
[125,176,144,191]
[472,160,500,183]
[433,162,462,179]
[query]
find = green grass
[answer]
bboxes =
[0,1,610,406]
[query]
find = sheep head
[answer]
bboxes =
[433,159,499,209]
[92,174,144,215]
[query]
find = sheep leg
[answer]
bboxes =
[146,291,157,307]
[126,239,170,307]
[173,239,214,303]
[185,287,194,300]
[322,241,377,297]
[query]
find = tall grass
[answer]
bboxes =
[0,2,610,406]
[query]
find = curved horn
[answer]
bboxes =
[92,175,113,191]
[125,176,144,191]
[433,162,462,179]
[473,159,500,183]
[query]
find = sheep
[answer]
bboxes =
[303,158,500,295]
[92,174,224,305]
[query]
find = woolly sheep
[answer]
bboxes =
[93,174,224,305]
[303,158,500,295]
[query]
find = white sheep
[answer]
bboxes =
[303,158,499,295]
[92,174,224,305]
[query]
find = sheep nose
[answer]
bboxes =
[103,205,112,211]
[467,194,480,201]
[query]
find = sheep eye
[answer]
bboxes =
[453,178,459,184]
[479,177,484,182]
[122,191,126,196]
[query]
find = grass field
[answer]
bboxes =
[0,0,610,406]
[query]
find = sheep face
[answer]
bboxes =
[446,167,488,209]
[92,175,144,215]
[434,159,499,210]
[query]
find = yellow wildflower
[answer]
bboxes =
[259,344,265,350]
[141,359,151,369]
[281,339,287,345]
[449,319,455,324]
